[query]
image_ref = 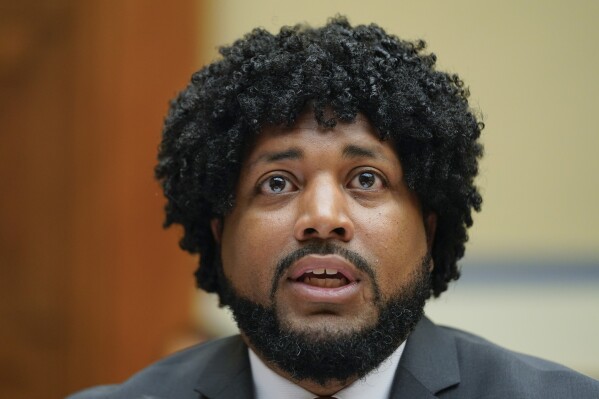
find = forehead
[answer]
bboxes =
[244,112,399,166]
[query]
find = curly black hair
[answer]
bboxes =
[155,16,483,299]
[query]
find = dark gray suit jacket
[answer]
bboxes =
[67,317,599,398]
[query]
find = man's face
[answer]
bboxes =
[212,111,434,384]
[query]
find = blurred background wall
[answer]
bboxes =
[0,1,201,397]
[0,1,597,398]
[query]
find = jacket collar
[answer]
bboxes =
[390,316,460,398]
[193,335,254,399]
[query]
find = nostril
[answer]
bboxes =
[297,223,353,241]
[304,228,317,236]
[302,227,346,238]
[332,227,346,237]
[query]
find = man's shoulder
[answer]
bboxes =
[435,323,599,397]
[66,335,247,399]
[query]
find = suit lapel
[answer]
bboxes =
[389,317,460,398]
[193,335,255,399]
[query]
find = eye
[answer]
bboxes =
[258,175,297,194]
[348,171,385,190]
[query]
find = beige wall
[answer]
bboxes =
[202,0,599,258]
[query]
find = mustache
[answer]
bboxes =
[269,241,381,302]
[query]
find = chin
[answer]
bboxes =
[279,311,379,339]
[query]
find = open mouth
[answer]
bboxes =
[295,268,351,288]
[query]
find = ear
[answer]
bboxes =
[210,218,223,244]
[424,212,437,251]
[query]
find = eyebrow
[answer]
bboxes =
[252,148,303,165]
[342,144,383,160]
[250,143,386,167]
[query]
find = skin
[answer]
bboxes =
[212,111,435,395]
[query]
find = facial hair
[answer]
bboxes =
[217,243,432,386]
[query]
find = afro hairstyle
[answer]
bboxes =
[155,16,483,299]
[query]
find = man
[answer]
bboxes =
[69,17,599,398]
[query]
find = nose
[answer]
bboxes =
[293,176,354,242]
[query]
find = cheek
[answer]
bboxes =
[220,208,293,300]
[353,200,427,293]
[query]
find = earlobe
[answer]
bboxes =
[210,218,223,244]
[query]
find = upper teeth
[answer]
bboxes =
[310,269,337,275]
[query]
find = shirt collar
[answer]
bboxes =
[249,341,406,399]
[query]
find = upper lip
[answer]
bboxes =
[287,254,359,283]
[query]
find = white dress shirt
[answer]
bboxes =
[249,341,406,399]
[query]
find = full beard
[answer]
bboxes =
[217,244,432,386]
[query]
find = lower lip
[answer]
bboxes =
[285,279,361,304]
